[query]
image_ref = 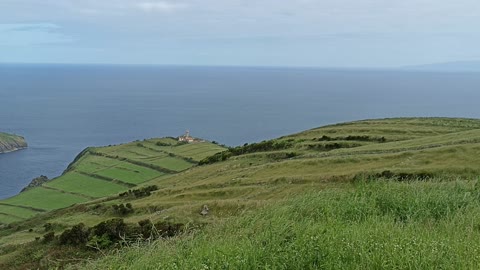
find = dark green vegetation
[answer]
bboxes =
[21,176,49,192]
[2,118,480,269]
[0,132,27,154]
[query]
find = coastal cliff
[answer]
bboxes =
[0,132,27,153]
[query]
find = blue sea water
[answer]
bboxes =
[1,64,480,199]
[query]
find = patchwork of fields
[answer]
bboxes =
[0,138,226,224]
[3,118,480,269]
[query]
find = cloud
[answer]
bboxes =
[135,1,188,12]
[0,23,72,46]
[0,23,59,32]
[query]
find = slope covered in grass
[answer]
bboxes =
[1,117,480,269]
[82,180,480,269]
[0,138,225,224]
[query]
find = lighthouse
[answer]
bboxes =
[178,130,194,143]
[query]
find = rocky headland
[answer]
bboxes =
[0,132,28,153]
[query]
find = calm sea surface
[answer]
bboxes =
[1,65,479,199]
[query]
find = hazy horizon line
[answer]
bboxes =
[1,60,480,72]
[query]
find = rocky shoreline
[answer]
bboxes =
[0,132,28,154]
[21,175,50,192]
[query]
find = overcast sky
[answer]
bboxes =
[1,0,479,67]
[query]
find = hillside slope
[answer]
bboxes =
[85,180,480,269]
[0,138,225,224]
[0,132,27,154]
[1,117,480,269]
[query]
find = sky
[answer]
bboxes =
[1,0,480,67]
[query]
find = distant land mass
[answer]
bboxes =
[0,132,27,154]
[403,60,480,72]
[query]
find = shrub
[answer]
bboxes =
[137,219,155,239]
[199,140,294,165]
[42,232,55,243]
[43,223,53,232]
[87,234,113,250]
[155,142,171,146]
[90,219,128,244]
[59,223,89,246]
[112,203,134,216]
[119,185,158,199]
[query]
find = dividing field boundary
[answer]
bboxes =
[0,202,45,213]
[77,171,137,188]
[306,137,480,159]
[89,151,182,174]
[138,144,198,164]
[0,212,24,220]
[40,186,96,200]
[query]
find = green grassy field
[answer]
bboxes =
[0,205,38,220]
[0,138,225,224]
[44,173,128,198]
[2,188,88,211]
[0,133,24,142]
[2,118,480,269]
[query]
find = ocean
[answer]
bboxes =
[1,64,479,199]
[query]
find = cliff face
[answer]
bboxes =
[0,132,28,153]
[21,175,49,192]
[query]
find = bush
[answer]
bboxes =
[112,203,134,216]
[137,219,155,239]
[43,223,53,232]
[38,217,184,257]
[88,234,114,250]
[155,142,171,146]
[42,232,55,243]
[315,135,387,143]
[154,222,184,238]
[199,140,294,165]
[354,170,435,182]
[119,185,158,199]
[59,223,89,246]
[91,219,128,244]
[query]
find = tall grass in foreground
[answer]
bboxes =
[78,180,480,269]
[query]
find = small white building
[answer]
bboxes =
[178,130,195,143]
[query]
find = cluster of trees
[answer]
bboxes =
[354,170,434,181]
[198,151,232,165]
[119,185,158,199]
[265,152,298,160]
[155,141,171,147]
[307,142,352,151]
[314,135,387,143]
[199,140,294,165]
[42,218,184,250]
